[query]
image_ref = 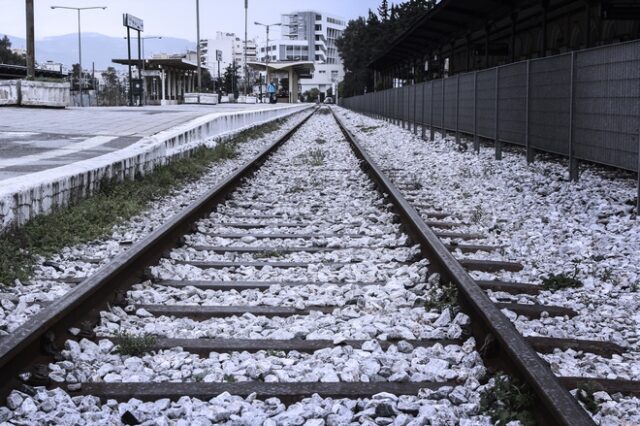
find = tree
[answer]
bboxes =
[0,35,26,65]
[201,68,214,92]
[378,0,389,22]
[304,88,320,102]
[98,67,126,106]
[336,0,437,97]
[222,62,241,95]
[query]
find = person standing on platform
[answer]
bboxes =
[267,80,277,104]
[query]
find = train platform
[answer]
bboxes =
[0,103,291,182]
[0,102,312,229]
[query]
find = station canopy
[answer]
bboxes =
[112,58,200,71]
[369,0,524,69]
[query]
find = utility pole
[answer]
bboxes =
[51,6,107,107]
[196,0,202,93]
[25,0,35,80]
[244,0,248,95]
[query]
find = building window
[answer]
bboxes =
[316,14,321,20]
[315,24,322,31]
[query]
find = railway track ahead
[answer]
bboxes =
[0,107,596,424]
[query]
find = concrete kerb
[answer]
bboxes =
[0,104,313,231]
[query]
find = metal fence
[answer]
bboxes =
[342,39,640,194]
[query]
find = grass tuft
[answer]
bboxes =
[542,269,583,291]
[424,281,459,314]
[114,332,157,356]
[577,382,602,414]
[480,373,537,426]
[0,120,283,286]
[305,149,326,166]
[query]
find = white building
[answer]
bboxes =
[258,11,346,98]
[200,32,257,81]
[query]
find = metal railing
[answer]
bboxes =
[342,39,640,205]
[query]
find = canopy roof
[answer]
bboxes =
[247,60,315,74]
[112,58,201,71]
[369,0,531,69]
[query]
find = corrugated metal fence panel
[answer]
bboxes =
[444,77,458,130]
[529,53,572,155]
[477,68,497,139]
[416,82,425,126]
[458,73,475,134]
[498,62,527,146]
[432,79,443,128]
[574,42,640,172]
[424,82,433,126]
[407,84,417,125]
[406,85,412,123]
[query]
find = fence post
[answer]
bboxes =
[413,84,418,134]
[441,77,446,140]
[421,82,427,140]
[430,80,435,141]
[525,60,534,163]
[495,67,502,160]
[569,51,579,181]
[474,71,479,153]
[455,73,460,144]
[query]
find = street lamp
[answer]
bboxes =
[51,5,107,107]
[254,21,281,100]
[124,36,162,60]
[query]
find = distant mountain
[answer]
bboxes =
[5,33,195,71]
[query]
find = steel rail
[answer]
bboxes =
[0,107,316,400]
[330,107,595,426]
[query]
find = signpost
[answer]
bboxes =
[123,13,144,106]
[216,49,222,97]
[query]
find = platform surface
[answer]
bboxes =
[0,103,288,182]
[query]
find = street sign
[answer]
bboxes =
[216,50,223,62]
[123,13,144,31]
[141,70,161,77]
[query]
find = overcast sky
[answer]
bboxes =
[0,0,381,41]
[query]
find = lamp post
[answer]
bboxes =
[196,0,202,93]
[25,0,35,80]
[254,21,281,100]
[51,5,107,107]
[244,0,248,95]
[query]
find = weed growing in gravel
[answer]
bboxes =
[255,250,284,258]
[223,374,237,383]
[305,149,326,166]
[315,138,327,145]
[471,205,484,224]
[285,185,304,194]
[0,120,283,286]
[114,332,157,356]
[355,124,381,133]
[424,282,459,314]
[405,173,423,190]
[542,264,583,291]
[577,382,602,414]
[480,373,536,426]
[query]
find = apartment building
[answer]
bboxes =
[200,32,257,80]
[258,11,346,97]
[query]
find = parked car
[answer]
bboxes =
[324,97,333,104]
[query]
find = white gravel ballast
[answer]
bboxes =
[1,109,504,425]
[334,106,640,425]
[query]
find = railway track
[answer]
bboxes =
[0,107,603,424]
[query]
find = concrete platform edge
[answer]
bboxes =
[0,104,313,231]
